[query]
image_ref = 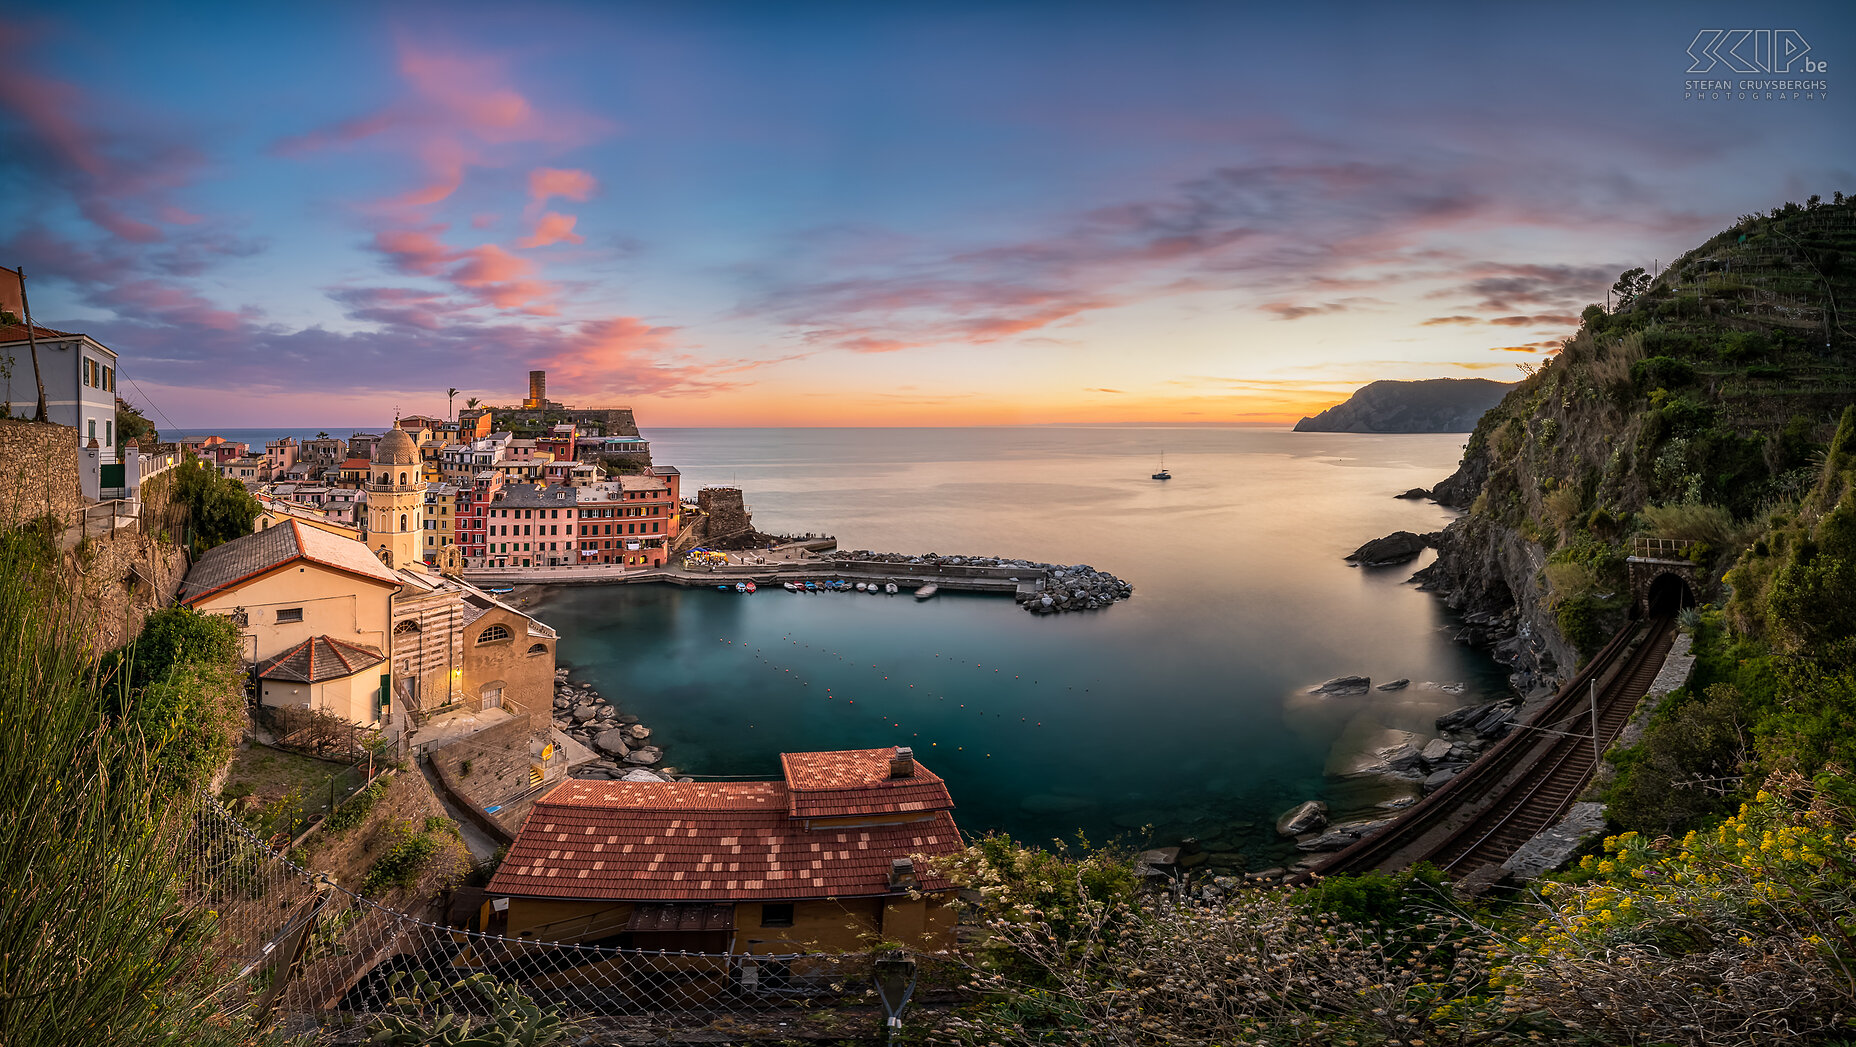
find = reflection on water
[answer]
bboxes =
[529,427,1505,868]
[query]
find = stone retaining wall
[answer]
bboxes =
[427,715,544,836]
[0,419,81,529]
[71,530,189,650]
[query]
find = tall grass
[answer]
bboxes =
[0,532,267,1046]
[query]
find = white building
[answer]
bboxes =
[0,321,122,458]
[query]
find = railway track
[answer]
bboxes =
[1310,613,1678,883]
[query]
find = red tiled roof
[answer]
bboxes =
[0,322,79,343]
[256,635,386,683]
[180,519,401,605]
[781,748,954,819]
[485,786,961,902]
[340,457,370,469]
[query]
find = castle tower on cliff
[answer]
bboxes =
[365,427,424,568]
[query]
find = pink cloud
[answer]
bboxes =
[529,167,598,204]
[449,244,554,313]
[110,279,250,332]
[269,111,398,156]
[398,46,534,135]
[470,213,499,229]
[517,212,584,248]
[450,244,531,286]
[373,226,456,277]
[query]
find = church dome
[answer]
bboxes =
[375,427,419,467]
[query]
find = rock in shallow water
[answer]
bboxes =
[1310,675,1371,696]
[1275,800,1329,837]
[1376,678,1410,691]
[1344,531,1433,567]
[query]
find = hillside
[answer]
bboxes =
[1418,194,1856,694]
[1293,378,1516,433]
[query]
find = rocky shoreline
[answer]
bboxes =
[824,549,1134,614]
[549,667,689,783]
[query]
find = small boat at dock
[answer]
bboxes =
[805,581,818,591]
[855,581,867,591]
[885,583,899,594]
[914,584,938,600]
[716,584,732,591]
[744,581,757,593]
[482,586,515,594]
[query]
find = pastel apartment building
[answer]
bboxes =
[469,466,681,569]
[0,320,121,457]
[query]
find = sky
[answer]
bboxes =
[1,1,1852,428]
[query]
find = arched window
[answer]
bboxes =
[378,472,389,484]
[399,471,408,485]
[527,642,548,656]
[476,624,511,645]
[393,619,420,635]
[400,513,408,531]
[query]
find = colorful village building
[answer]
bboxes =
[480,746,963,961]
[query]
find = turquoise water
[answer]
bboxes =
[525,427,1505,866]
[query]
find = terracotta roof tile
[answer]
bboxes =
[256,635,386,683]
[781,747,954,819]
[0,322,82,343]
[180,519,401,604]
[485,790,961,903]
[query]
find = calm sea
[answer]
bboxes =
[507,427,1501,868]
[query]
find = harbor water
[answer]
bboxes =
[526,426,1507,867]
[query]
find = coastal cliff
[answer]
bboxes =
[1294,378,1515,433]
[1411,198,1856,690]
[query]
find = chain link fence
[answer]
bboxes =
[181,795,953,1041]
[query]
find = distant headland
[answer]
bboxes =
[1292,378,1516,433]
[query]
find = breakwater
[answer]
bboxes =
[468,546,1133,614]
[823,550,1133,614]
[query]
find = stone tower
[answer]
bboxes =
[365,426,423,568]
[525,370,547,410]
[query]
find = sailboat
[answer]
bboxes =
[1151,452,1171,481]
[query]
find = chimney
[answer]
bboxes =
[888,856,917,890]
[888,746,914,779]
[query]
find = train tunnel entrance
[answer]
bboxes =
[1628,538,1702,617]
[1646,572,1697,616]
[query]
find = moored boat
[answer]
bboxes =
[885,583,899,594]
[744,581,757,593]
[914,584,938,600]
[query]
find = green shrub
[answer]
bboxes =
[1556,593,1609,655]
[360,822,447,896]
[1630,355,1697,390]
[324,776,388,834]
[1605,684,1751,834]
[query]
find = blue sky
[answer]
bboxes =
[2,0,1851,426]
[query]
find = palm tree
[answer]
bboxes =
[447,388,459,419]
[466,397,480,410]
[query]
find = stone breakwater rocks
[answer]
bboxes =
[825,550,1134,615]
[550,667,690,783]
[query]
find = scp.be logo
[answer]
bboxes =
[1687,29,1825,74]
